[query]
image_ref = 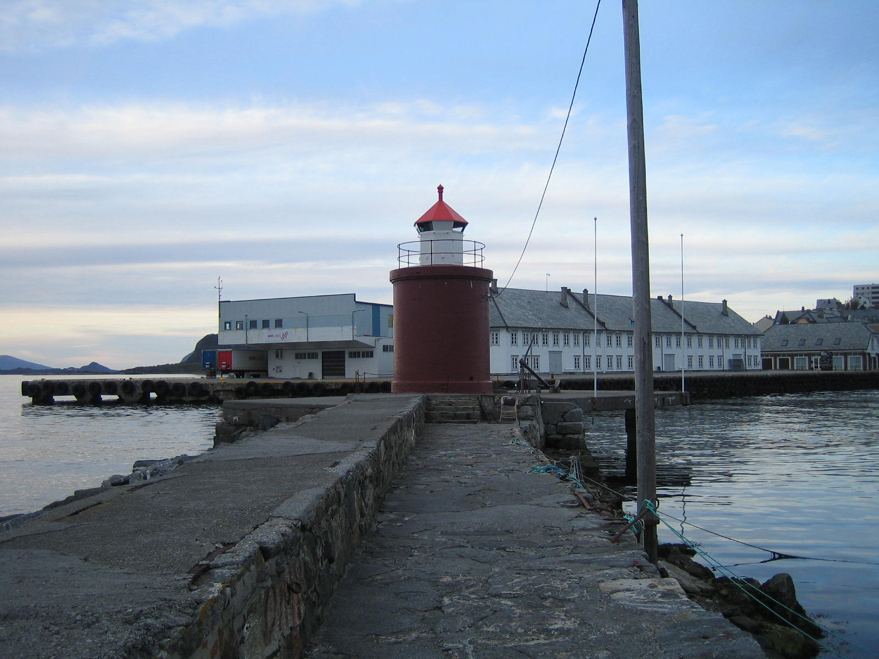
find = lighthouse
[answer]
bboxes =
[390,185,494,394]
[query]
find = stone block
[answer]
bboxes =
[556,422,584,436]
[562,407,583,422]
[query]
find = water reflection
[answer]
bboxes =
[585,390,879,658]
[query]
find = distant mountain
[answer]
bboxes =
[0,356,116,375]
[0,355,52,371]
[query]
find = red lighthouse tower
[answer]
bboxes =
[390,186,494,394]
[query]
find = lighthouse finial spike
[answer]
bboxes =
[437,184,444,201]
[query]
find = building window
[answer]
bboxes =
[628,334,633,348]
[607,355,614,371]
[584,333,591,347]
[698,356,704,369]
[686,336,692,348]
[275,319,283,328]
[832,355,844,371]
[615,334,622,347]
[709,355,714,369]
[511,355,519,371]
[573,333,579,347]
[348,350,374,359]
[718,354,723,368]
[382,344,394,353]
[235,320,244,330]
[833,338,841,345]
[697,336,703,348]
[510,331,518,346]
[262,319,270,329]
[725,337,730,348]
[781,340,789,347]
[850,355,863,370]
[574,355,580,370]
[734,337,740,348]
[249,320,257,329]
[798,339,806,346]
[532,355,540,371]
[815,338,823,345]
[666,335,672,348]
[563,333,570,347]
[294,352,318,360]
[794,356,808,370]
[584,356,591,370]
[387,314,394,328]
[708,336,714,349]
[223,321,232,330]
[596,356,602,369]
[628,355,634,369]
[607,334,613,347]
[553,332,560,346]
[676,335,682,348]
[655,335,661,348]
[542,333,549,346]
[687,355,693,369]
[616,355,623,370]
[490,331,499,346]
[275,350,283,359]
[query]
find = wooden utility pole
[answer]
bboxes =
[622,0,658,563]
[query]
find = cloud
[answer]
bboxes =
[0,0,366,52]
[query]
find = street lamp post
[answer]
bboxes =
[298,311,309,342]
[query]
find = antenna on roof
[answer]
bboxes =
[214,276,223,302]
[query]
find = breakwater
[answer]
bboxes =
[20,370,879,406]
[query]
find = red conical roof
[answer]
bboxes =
[414,185,468,229]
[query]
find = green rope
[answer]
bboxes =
[643,500,877,659]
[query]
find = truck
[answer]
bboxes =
[212,349,268,378]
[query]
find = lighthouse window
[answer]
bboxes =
[490,332,499,346]
[510,331,518,346]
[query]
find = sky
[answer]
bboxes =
[1,0,877,369]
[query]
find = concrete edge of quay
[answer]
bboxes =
[174,396,427,659]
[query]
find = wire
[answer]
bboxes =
[498,0,603,295]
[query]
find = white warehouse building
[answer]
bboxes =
[217,293,394,380]
[488,287,763,376]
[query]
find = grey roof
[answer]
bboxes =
[489,288,759,336]
[762,322,878,352]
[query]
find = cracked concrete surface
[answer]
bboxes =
[306,424,764,659]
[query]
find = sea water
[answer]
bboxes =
[0,374,219,518]
[584,389,879,658]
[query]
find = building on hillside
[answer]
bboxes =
[762,322,879,371]
[854,283,879,309]
[216,294,394,379]
[488,287,763,375]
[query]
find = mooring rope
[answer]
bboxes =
[640,500,879,659]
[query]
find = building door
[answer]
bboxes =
[663,354,676,372]
[549,351,563,375]
[322,351,346,378]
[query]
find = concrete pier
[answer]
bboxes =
[0,394,763,658]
